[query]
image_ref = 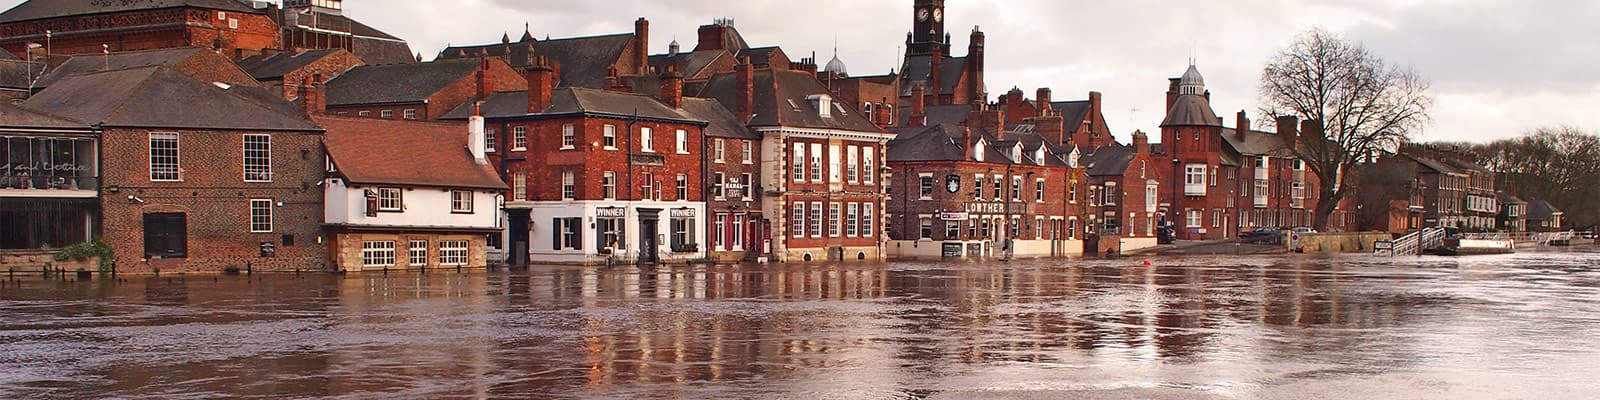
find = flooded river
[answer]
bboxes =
[3,250,1599,399]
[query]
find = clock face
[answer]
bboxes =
[917,8,930,22]
[933,8,943,22]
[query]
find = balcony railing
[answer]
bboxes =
[0,175,99,192]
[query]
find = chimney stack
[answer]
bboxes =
[1165,78,1180,111]
[1133,131,1149,155]
[1276,115,1299,146]
[735,57,754,122]
[476,58,493,100]
[909,84,928,127]
[1299,119,1322,143]
[1036,88,1052,117]
[967,26,986,104]
[659,65,684,108]
[967,103,1005,141]
[297,74,324,116]
[469,103,487,165]
[526,56,555,113]
[633,18,650,75]
[696,19,733,52]
[1235,110,1250,139]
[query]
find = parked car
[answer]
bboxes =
[1157,227,1177,244]
[1291,227,1317,235]
[1240,227,1283,244]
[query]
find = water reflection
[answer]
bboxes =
[2,251,1599,399]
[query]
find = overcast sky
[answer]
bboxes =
[6,0,1595,143]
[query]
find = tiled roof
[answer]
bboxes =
[234,49,349,81]
[899,55,968,96]
[0,103,85,129]
[439,33,633,88]
[0,0,260,24]
[324,59,478,106]
[1221,128,1294,157]
[1084,144,1135,177]
[0,59,44,90]
[649,50,726,79]
[440,87,702,124]
[316,115,506,190]
[1404,154,1461,175]
[23,66,320,131]
[0,50,17,60]
[896,103,974,126]
[681,97,755,139]
[1160,94,1222,127]
[1527,200,1562,220]
[34,47,210,89]
[696,68,882,132]
[1496,191,1526,205]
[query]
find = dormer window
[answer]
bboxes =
[1010,147,1021,162]
[807,94,834,118]
[974,141,986,162]
[1035,148,1046,166]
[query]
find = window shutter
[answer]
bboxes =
[571,218,583,251]
[551,219,560,250]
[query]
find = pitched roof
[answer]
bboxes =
[439,33,634,88]
[316,116,506,190]
[1084,144,1136,177]
[1527,200,1562,220]
[1160,94,1222,127]
[281,10,413,65]
[0,0,260,24]
[648,50,726,79]
[0,59,44,90]
[234,49,349,81]
[0,50,17,60]
[34,47,206,89]
[1496,191,1526,205]
[899,55,968,96]
[22,66,320,131]
[896,103,975,126]
[0,103,86,129]
[1404,154,1462,175]
[440,87,703,124]
[324,59,478,106]
[695,68,883,132]
[1221,128,1294,157]
[886,124,974,162]
[681,97,755,139]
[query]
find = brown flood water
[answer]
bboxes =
[2,250,1599,399]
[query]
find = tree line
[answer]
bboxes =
[1451,126,1600,230]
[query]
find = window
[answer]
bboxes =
[485,128,496,153]
[598,217,623,253]
[992,175,1002,199]
[676,174,688,200]
[381,110,394,119]
[561,124,575,149]
[863,148,875,184]
[1187,209,1203,227]
[829,145,842,182]
[1146,183,1159,213]
[981,218,992,238]
[143,213,187,258]
[512,126,527,151]
[553,218,582,250]
[712,172,726,200]
[742,141,754,164]
[829,203,842,237]
[561,172,575,200]
[740,173,753,200]
[670,216,694,250]
[792,203,806,237]
[1213,209,1221,228]
[378,188,402,211]
[403,109,417,120]
[714,213,727,250]
[602,172,617,200]
[846,145,859,183]
[945,220,959,239]
[809,202,825,238]
[362,241,396,267]
[409,240,428,267]
[714,139,726,163]
[676,130,689,154]
[439,240,468,266]
[974,176,985,199]
[1103,182,1118,205]
[1035,179,1046,202]
[642,172,656,200]
[1185,164,1207,196]
[1209,166,1218,187]
[358,110,371,117]
[512,173,527,201]
[919,175,934,200]
[603,124,618,149]
[731,215,745,250]
[846,203,859,237]
[249,199,273,233]
[451,190,473,213]
[150,133,181,181]
[242,134,272,182]
[640,127,654,152]
[228,18,238,30]
[1070,183,1078,204]
[862,203,874,237]
[792,143,805,182]
[920,217,933,239]
[1011,176,1022,201]
[810,143,824,181]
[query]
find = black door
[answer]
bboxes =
[507,209,530,268]
[143,213,187,258]
[638,209,661,264]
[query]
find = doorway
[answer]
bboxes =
[638,208,661,264]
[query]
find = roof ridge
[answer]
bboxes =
[2,103,88,125]
[99,67,166,124]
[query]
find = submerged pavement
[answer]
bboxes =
[2,249,1598,399]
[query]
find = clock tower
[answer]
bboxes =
[907,0,949,57]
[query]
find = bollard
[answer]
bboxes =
[246,262,252,275]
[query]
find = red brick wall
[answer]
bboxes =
[99,127,327,274]
[1,8,279,57]
[494,115,705,203]
[277,50,365,100]
[422,59,526,120]
[172,50,264,88]
[886,161,1073,242]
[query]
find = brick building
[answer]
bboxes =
[0,0,281,58]
[323,57,525,120]
[438,18,653,88]
[33,47,261,91]
[443,58,708,265]
[899,0,987,107]
[695,61,895,262]
[680,97,768,262]
[234,48,365,100]
[0,57,41,101]
[0,103,100,250]
[316,113,506,272]
[277,0,414,65]
[1081,132,1164,245]
[23,65,327,274]
[1155,64,1322,240]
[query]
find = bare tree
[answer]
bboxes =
[1260,29,1432,231]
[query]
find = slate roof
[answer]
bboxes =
[316,115,506,190]
[886,123,1068,168]
[440,87,703,124]
[1160,94,1222,127]
[324,59,478,106]
[0,59,44,90]
[22,66,320,131]
[1527,200,1562,220]
[695,68,882,132]
[1052,101,1091,126]
[0,50,17,60]
[282,9,413,64]
[736,47,785,66]
[899,55,968,96]
[1404,154,1462,175]
[1496,191,1526,205]
[0,0,260,24]
[33,47,208,89]
[681,97,755,139]
[896,103,974,126]
[439,33,634,88]
[234,49,349,81]
[1221,128,1294,157]
[648,50,726,79]
[1084,144,1136,177]
[0,103,85,129]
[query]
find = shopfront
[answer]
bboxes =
[0,134,100,250]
